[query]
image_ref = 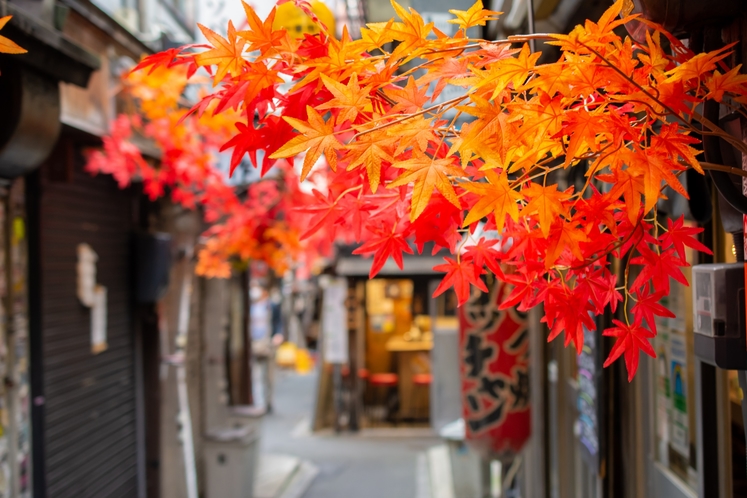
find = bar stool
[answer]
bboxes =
[368,372,399,426]
[412,373,432,422]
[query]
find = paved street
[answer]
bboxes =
[259,369,441,498]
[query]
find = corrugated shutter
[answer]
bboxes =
[37,148,138,497]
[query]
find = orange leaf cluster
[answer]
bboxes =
[96,0,747,380]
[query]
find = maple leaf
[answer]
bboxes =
[543,284,596,354]
[220,121,263,176]
[659,215,712,260]
[561,107,604,166]
[603,319,656,382]
[463,237,503,277]
[705,65,747,102]
[664,43,734,84]
[601,169,644,223]
[521,183,570,238]
[237,3,287,56]
[448,0,501,31]
[0,16,25,54]
[131,48,186,75]
[499,266,539,310]
[650,123,702,173]
[474,44,541,97]
[630,246,689,295]
[295,189,346,240]
[243,61,282,105]
[389,0,434,61]
[344,130,397,193]
[432,257,488,306]
[195,21,247,82]
[352,223,414,278]
[388,116,436,155]
[625,146,687,213]
[318,74,373,125]
[544,220,587,268]
[461,170,522,231]
[359,20,398,50]
[631,287,674,334]
[386,76,430,114]
[271,106,340,180]
[388,154,464,221]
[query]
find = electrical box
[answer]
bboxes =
[692,263,747,369]
[204,426,260,498]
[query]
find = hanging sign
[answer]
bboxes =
[459,274,530,458]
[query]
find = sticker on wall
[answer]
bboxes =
[77,244,108,354]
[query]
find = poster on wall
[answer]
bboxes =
[669,333,689,458]
[459,274,530,458]
[577,326,599,463]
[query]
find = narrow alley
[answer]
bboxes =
[259,370,441,498]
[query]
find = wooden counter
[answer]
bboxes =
[385,337,432,420]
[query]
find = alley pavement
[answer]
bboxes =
[259,369,442,498]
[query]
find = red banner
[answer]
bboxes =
[459,276,530,459]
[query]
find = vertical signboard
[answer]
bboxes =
[459,274,530,458]
[322,277,349,364]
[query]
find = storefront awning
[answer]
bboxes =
[335,255,445,276]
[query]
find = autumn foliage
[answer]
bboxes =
[91,0,747,380]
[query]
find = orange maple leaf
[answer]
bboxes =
[545,220,587,268]
[388,153,463,221]
[318,73,373,125]
[0,16,26,54]
[448,0,501,31]
[389,0,433,61]
[625,147,687,213]
[462,170,523,230]
[237,3,289,57]
[345,130,397,193]
[195,21,246,83]
[386,76,430,114]
[271,106,340,179]
[705,65,747,102]
[521,183,570,237]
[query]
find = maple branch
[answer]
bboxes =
[691,111,747,156]
[697,161,747,178]
[578,42,747,156]
[350,94,469,140]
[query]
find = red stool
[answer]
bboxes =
[368,373,399,426]
[357,368,369,380]
[412,373,432,422]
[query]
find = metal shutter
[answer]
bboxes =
[36,148,138,497]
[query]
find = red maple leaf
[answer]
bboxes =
[353,223,414,278]
[630,246,689,294]
[603,318,656,382]
[659,215,712,260]
[463,237,503,278]
[432,257,488,306]
[631,287,675,334]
